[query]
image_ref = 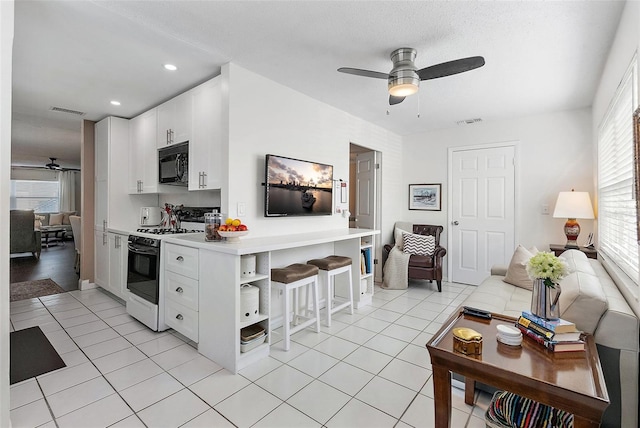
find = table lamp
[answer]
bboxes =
[553,189,595,249]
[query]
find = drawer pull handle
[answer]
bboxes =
[176,256,184,261]
[176,314,184,320]
[175,287,184,293]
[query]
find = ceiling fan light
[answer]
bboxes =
[389,82,419,97]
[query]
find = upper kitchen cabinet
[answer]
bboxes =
[157,91,192,148]
[129,108,159,194]
[189,77,223,191]
[95,116,157,232]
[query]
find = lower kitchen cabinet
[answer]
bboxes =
[108,232,128,300]
[94,230,109,290]
[94,231,128,300]
[163,243,200,341]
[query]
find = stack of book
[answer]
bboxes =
[516,310,585,352]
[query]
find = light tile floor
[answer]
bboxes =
[9,282,492,428]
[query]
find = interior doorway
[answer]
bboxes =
[349,143,382,280]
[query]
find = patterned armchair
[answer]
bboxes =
[384,223,447,291]
[10,210,42,259]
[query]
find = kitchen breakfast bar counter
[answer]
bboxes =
[163,228,379,373]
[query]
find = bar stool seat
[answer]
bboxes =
[307,255,354,327]
[271,263,320,351]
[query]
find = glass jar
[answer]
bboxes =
[204,212,224,241]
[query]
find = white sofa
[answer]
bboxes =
[460,249,639,428]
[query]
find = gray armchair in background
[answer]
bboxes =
[10,210,42,259]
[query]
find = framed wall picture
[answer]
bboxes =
[409,184,442,211]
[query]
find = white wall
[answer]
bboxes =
[0,1,13,425]
[224,64,404,258]
[402,108,594,275]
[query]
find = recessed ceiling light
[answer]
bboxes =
[110,100,121,106]
[164,64,177,71]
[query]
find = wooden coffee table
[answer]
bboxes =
[40,226,66,248]
[426,309,609,428]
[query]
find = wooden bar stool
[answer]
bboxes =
[271,263,320,351]
[307,256,353,327]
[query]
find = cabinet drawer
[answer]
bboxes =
[164,243,198,279]
[165,300,198,342]
[165,271,198,311]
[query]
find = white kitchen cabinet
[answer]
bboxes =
[94,231,128,300]
[157,91,191,148]
[94,116,157,231]
[94,230,109,290]
[107,232,128,300]
[189,77,223,190]
[163,243,200,341]
[129,108,159,194]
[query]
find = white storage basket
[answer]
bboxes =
[240,284,259,323]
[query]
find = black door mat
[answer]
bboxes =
[10,326,66,385]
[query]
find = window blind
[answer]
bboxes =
[597,60,639,285]
[10,180,60,213]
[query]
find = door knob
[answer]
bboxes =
[176,256,184,261]
[176,314,183,320]
[175,287,183,293]
[452,221,459,226]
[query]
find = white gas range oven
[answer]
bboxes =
[125,207,218,331]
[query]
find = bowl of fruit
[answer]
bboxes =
[218,218,249,242]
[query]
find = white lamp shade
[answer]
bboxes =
[552,191,595,219]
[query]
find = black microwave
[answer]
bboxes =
[159,142,189,186]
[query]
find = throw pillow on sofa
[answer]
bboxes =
[49,213,64,226]
[503,245,539,290]
[402,233,435,256]
[61,211,76,225]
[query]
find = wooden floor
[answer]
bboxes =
[10,239,79,292]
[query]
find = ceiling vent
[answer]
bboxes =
[49,106,86,116]
[456,118,482,125]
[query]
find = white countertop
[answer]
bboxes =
[163,228,380,255]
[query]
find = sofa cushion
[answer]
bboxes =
[61,211,76,225]
[503,245,539,290]
[49,213,64,226]
[559,249,595,275]
[402,233,435,256]
[558,270,608,335]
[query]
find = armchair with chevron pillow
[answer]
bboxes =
[383,223,447,291]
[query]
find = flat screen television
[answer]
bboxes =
[265,154,333,217]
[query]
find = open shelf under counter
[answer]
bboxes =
[239,313,268,329]
[240,273,270,282]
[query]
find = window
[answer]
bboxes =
[10,180,60,212]
[597,58,639,287]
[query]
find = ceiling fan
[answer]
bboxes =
[45,157,63,170]
[338,48,485,105]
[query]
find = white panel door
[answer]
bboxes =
[450,146,515,285]
[355,151,376,229]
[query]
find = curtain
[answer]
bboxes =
[59,170,76,212]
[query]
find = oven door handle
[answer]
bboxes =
[127,244,159,256]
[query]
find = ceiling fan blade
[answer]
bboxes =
[389,95,405,105]
[417,56,485,80]
[338,67,389,79]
